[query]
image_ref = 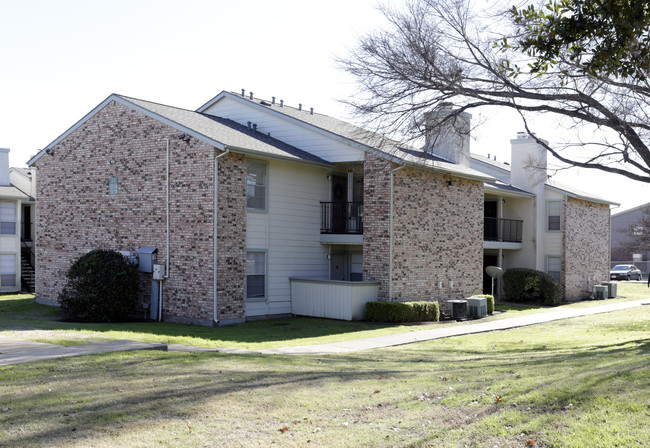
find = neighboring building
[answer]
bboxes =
[28,90,616,325]
[611,203,650,270]
[0,148,35,293]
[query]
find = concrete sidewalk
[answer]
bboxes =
[1,299,648,365]
[0,337,166,366]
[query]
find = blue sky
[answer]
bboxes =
[1,0,647,211]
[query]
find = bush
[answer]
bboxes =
[502,268,562,306]
[366,300,440,323]
[58,249,141,322]
[472,294,495,314]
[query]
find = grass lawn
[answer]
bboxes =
[0,303,648,447]
[1,282,648,351]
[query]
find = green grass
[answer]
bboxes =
[1,282,647,350]
[0,303,648,447]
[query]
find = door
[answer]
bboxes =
[484,201,498,240]
[483,254,498,294]
[330,253,347,281]
[331,175,347,233]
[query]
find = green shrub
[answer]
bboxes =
[502,268,562,306]
[366,300,440,323]
[472,294,495,314]
[58,249,141,322]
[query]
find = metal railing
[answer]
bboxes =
[484,217,523,243]
[320,202,363,234]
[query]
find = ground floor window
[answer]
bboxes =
[547,256,562,283]
[0,254,16,287]
[246,251,266,299]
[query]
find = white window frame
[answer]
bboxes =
[246,159,268,212]
[0,201,16,236]
[546,255,562,283]
[547,200,562,232]
[0,253,16,287]
[246,250,267,300]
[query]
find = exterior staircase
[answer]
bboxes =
[20,245,35,293]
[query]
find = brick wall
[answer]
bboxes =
[562,197,611,299]
[33,100,247,325]
[391,167,484,308]
[362,154,393,299]
[362,153,484,309]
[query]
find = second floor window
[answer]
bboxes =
[0,202,16,235]
[247,160,267,211]
[547,201,562,231]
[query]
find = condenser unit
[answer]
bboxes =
[467,297,487,318]
[448,299,468,319]
[593,285,607,300]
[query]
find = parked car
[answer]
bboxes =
[609,264,642,281]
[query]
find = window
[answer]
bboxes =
[246,160,267,211]
[634,226,644,236]
[0,254,15,287]
[0,202,16,235]
[246,251,266,299]
[109,176,118,195]
[547,256,561,283]
[547,201,562,231]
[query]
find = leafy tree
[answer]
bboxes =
[341,0,650,182]
[507,0,650,80]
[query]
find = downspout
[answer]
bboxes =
[388,164,406,302]
[213,147,230,324]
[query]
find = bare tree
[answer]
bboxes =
[340,0,650,183]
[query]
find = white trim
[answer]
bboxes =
[246,158,269,213]
[245,249,267,300]
[546,255,562,282]
[546,200,562,232]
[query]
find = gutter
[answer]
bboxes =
[213,147,230,324]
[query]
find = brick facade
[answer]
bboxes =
[33,100,246,325]
[562,197,611,299]
[362,154,484,310]
[362,154,393,299]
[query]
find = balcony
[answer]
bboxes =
[484,217,523,248]
[320,201,363,244]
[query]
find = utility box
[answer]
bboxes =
[601,281,617,299]
[153,264,165,280]
[135,247,157,273]
[467,296,488,318]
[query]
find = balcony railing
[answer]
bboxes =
[321,202,363,234]
[484,217,523,243]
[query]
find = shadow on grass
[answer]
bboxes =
[0,297,396,345]
[1,334,648,447]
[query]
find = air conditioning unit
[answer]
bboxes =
[601,281,617,299]
[448,299,468,319]
[467,297,488,318]
[593,285,608,300]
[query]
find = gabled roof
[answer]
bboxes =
[545,178,619,206]
[484,181,534,198]
[28,94,332,167]
[612,201,650,218]
[199,91,494,182]
[0,185,29,201]
[470,152,618,206]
